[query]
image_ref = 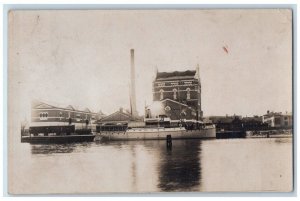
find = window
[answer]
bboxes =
[59,112,63,120]
[186,88,191,100]
[159,89,164,100]
[76,113,81,122]
[173,88,177,100]
[158,82,165,87]
[184,81,192,85]
[39,112,48,120]
[165,106,171,111]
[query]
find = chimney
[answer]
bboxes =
[130,49,138,118]
[196,64,203,118]
[196,64,200,80]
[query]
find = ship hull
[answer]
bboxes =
[97,127,216,141]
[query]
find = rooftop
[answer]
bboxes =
[263,111,293,117]
[32,100,103,115]
[156,70,197,80]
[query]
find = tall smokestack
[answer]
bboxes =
[130,49,138,118]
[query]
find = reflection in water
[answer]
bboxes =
[274,138,292,144]
[12,137,292,193]
[107,139,202,192]
[157,140,202,192]
[31,142,92,154]
[200,138,293,192]
[130,145,138,192]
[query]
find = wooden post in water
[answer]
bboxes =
[166,135,172,148]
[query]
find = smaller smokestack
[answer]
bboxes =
[196,64,200,81]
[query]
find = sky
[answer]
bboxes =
[8,9,293,120]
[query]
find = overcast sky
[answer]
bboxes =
[9,9,292,119]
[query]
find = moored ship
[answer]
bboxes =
[21,125,96,144]
[96,116,216,141]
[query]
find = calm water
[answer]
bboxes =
[13,137,293,194]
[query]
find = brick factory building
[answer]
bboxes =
[31,100,105,130]
[146,66,203,121]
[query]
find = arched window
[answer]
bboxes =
[165,106,171,111]
[40,112,48,120]
[159,89,164,100]
[173,88,177,100]
[186,88,191,100]
[76,113,81,122]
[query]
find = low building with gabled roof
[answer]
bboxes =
[98,108,142,124]
[31,100,106,130]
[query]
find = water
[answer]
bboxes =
[10,138,293,194]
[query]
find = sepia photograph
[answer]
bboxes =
[7,8,294,194]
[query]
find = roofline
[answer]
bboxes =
[33,101,100,114]
[154,79,198,83]
[32,108,100,115]
[161,98,190,107]
[99,110,132,121]
[157,70,196,74]
[156,76,197,81]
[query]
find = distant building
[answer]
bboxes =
[209,113,290,132]
[146,66,202,121]
[241,116,269,131]
[209,115,243,131]
[262,111,293,128]
[31,100,105,130]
